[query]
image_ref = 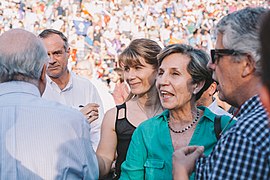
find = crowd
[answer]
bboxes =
[0,1,270,180]
[0,0,269,85]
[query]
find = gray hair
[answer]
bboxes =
[215,7,268,75]
[157,44,212,100]
[0,29,48,83]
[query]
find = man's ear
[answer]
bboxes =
[208,82,217,96]
[242,54,256,77]
[194,80,205,94]
[38,64,47,95]
[260,85,270,118]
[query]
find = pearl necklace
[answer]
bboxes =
[167,110,200,134]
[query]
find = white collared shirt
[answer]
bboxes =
[208,99,233,117]
[42,72,104,151]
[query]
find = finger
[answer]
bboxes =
[192,146,204,158]
[84,103,100,109]
[90,111,99,117]
[81,106,99,115]
[182,146,199,155]
[88,115,99,123]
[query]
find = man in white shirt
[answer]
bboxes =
[0,29,98,179]
[38,29,104,151]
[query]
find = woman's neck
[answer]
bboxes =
[169,102,197,124]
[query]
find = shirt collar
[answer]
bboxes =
[238,95,261,118]
[158,106,215,122]
[46,72,73,92]
[0,81,41,97]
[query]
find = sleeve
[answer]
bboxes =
[196,133,268,179]
[89,84,105,151]
[120,127,147,180]
[81,118,100,179]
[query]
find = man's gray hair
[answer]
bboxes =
[215,7,268,75]
[0,29,48,83]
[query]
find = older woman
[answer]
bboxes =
[96,38,163,179]
[120,44,236,180]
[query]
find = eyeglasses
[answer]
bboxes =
[210,49,246,64]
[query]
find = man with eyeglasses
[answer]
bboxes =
[38,29,104,151]
[173,7,270,179]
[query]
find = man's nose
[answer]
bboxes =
[47,54,56,63]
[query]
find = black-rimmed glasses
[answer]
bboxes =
[210,49,246,64]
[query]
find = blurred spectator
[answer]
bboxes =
[74,59,115,113]
[109,67,130,105]
[0,0,268,96]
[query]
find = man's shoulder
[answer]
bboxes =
[225,103,270,148]
[71,73,97,89]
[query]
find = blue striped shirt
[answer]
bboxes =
[0,81,98,179]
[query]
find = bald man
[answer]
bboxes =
[0,29,98,179]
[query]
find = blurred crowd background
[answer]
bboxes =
[0,0,269,91]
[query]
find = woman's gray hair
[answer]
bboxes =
[215,7,268,75]
[157,44,212,100]
[0,35,48,83]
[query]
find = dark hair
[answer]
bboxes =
[157,44,212,100]
[118,38,161,70]
[38,29,69,51]
[260,11,270,90]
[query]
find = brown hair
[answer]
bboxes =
[118,38,161,70]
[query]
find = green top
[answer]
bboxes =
[120,106,236,180]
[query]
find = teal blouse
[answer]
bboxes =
[120,107,236,180]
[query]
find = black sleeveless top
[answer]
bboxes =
[114,103,136,179]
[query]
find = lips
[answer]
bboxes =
[129,82,140,87]
[48,66,60,70]
[160,90,174,99]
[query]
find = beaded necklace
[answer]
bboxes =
[167,110,200,133]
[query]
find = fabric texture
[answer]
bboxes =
[196,95,270,180]
[42,72,104,151]
[0,81,98,179]
[120,107,235,180]
[115,103,136,179]
[208,98,233,117]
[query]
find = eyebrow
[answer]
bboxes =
[48,49,64,54]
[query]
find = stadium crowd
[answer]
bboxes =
[0,0,269,85]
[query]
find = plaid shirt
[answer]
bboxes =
[196,95,270,179]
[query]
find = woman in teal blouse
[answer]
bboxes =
[120,44,236,180]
